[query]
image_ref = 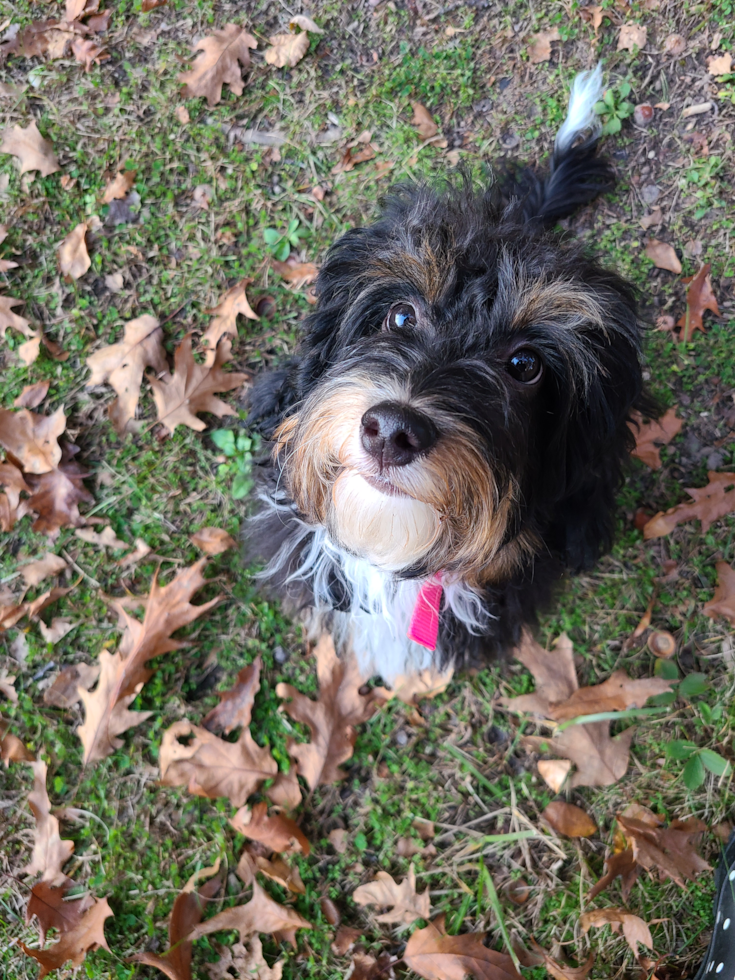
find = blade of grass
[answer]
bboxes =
[479,858,521,972]
[443,744,504,798]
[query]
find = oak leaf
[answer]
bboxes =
[0,294,33,338]
[21,895,113,978]
[0,225,19,272]
[618,23,647,51]
[375,665,454,705]
[202,657,262,734]
[616,810,710,887]
[253,855,305,895]
[24,759,75,885]
[230,801,310,856]
[179,24,257,107]
[276,634,383,789]
[186,879,311,948]
[411,103,439,139]
[0,122,60,176]
[26,881,94,945]
[78,559,219,763]
[271,258,318,288]
[20,553,67,587]
[516,939,594,980]
[43,663,100,708]
[629,407,682,469]
[0,716,36,765]
[704,561,735,626]
[676,263,720,341]
[537,759,572,793]
[0,406,65,474]
[38,617,76,645]
[290,15,324,34]
[404,915,522,980]
[353,868,429,925]
[206,937,283,980]
[527,28,560,63]
[134,875,221,980]
[150,334,248,435]
[588,846,639,902]
[201,280,258,359]
[643,471,735,539]
[0,669,17,702]
[0,458,32,531]
[71,36,108,71]
[190,526,236,555]
[25,446,94,536]
[58,223,91,281]
[75,525,127,549]
[264,31,309,68]
[542,802,597,838]
[86,314,168,434]
[580,908,653,960]
[102,169,136,203]
[644,240,681,274]
[14,381,51,409]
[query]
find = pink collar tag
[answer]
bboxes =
[408,572,443,651]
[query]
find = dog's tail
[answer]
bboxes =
[501,64,615,227]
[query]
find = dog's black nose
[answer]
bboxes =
[360,401,438,468]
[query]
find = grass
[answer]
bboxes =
[1,0,735,977]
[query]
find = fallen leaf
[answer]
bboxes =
[0,670,17,702]
[0,122,60,176]
[663,33,686,56]
[58,223,91,281]
[102,170,136,203]
[376,666,454,705]
[542,802,597,838]
[270,258,318,289]
[0,717,36,765]
[24,759,75,885]
[25,446,94,536]
[708,52,732,75]
[332,925,362,955]
[71,36,108,71]
[527,28,560,63]
[134,875,221,980]
[331,143,377,174]
[588,846,639,902]
[230,802,310,856]
[25,585,74,622]
[179,24,257,107]
[192,184,213,209]
[190,526,236,555]
[519,940,594,980]
[353,868,429,926]
[0,294,33,339]
[0,457,32,532]
[0,226,18,272]
[175,105,190,124]
[201,280,259,357]
[75,526,127,549]
[404,915,522,980]
[150,334,248,435]
[629,407,682,469]
[329,828,348,854]
[675,263,720,342]
[616,811,710,887]
[86,314,168,434]
[117,538,152,567]
[21,895,113,978]
[253,855,306,895]
[43,663,100,708]
[618,23,647,51]
[643,471,735,539]
[289,15,324,34]
[264,31,310,68]
[186,880,311,948]
[0,405,65,474]
[205,937,283,980]
[21,553,67,587]
[78,559,220,763]
[580,908,653,960]
[639,207,663,230]
[38,617,75,645]
[276,635,384,788]
[579,5,604,35]
[18,333,42,366]
[14,382,51,410]
[411,103,439,139]
[25,880,94,945]
[202,657,262,735]
[704,561,735,626]
[104,272,124,293]
[644,240,681,274]
[537,759,572,793]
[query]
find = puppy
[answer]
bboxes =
[247,66,648,682]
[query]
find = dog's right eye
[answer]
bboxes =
[506,348,543,384]
[384,303,417,331]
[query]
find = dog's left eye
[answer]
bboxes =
[384,303,417,331]
[507,348,543,384]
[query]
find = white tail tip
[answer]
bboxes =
[555,63,604,153]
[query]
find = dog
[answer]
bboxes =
[246,65,649,682]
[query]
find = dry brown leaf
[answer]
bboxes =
[102,169,136,203]
[376,665,454,705]
[527,28,560,63]
[21,553,67,587]
[179,24,257,107]
[21,895,113,978]
[190,526,236,555]
[331,143,377,174]
[704,561,735,626]
[254,855,305,895]
[542,802,597,838]
[352,868,429,925]
[663,33,686,55]
[329,828,348,854]
[644,240,681,274]
[117,538,152,567]
[43,663,99,708]
[150,334,248,435]
[38,617,75,645]
[0,225,18,273]
[332,924,362,955]
[0,717,36,765]
[78,559,220,763]
[175,105,190,124]
[0,295,33,339]
[86,314,167,434]
[0,406,65,474]
[25,447,94,536]
[276,635,384,788]
[206,937,283,980]
[71,36,108,71]
[201,279,258,356]
[271,258,319,289]
[289,15,324,34]
[133,875,221,980]
[0,457,32,532]
[187,879,311,948]
[616,812,710,887]
[26,880,94,946]
[230,801,310,855]
[520,940,594,980]
[411,103,439,139]
[537,759,572,793]
[708,52,732,75]
[404,915,522,980]
[202,658,261,735]
[265,31,310,68]
[629,407,682,470]
[618,23,647,51]
[580,908,653,960]
[24,759,75,885]
[579,5,604,34]
[0,122,60,176]
[588,846,639,902]
[14,382,51,410]
[75,526,127,549]
[25,585,74,622]
[0,670,17,703]
[675,263,720,341]
[643,471,735,539]
[58,223,91,281]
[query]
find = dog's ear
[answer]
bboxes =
[247,362,298,439]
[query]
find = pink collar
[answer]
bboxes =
[408,572,443,651]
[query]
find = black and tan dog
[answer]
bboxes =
[247,66,650,681]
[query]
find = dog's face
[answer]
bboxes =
[275,186,642,586]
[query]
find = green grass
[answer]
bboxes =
[1,0,735,977]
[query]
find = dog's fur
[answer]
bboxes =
[246,67,649,681]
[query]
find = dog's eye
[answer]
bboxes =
[384,303,417,331]
[507,348,543,384]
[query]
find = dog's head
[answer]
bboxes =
[273,183,643,586]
